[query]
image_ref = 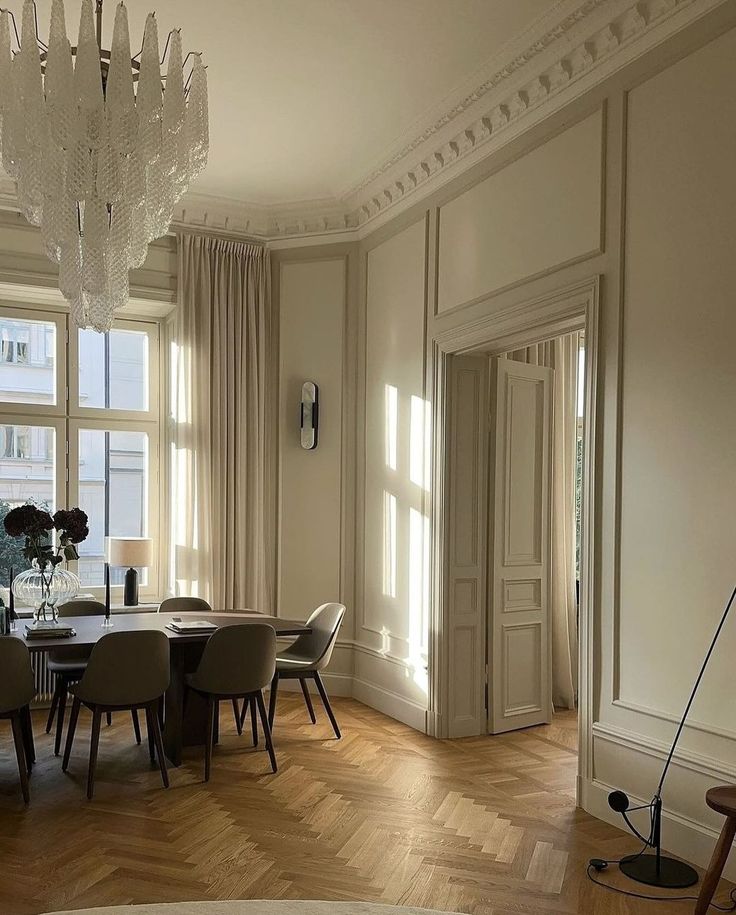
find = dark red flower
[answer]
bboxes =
[53,507,89,544]
[4,505,54,538]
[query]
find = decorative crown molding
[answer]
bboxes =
[0,0,729,245]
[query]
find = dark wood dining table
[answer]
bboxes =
[9,611,310,766]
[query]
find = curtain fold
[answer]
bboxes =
[169,233,274,611]
[507,333,580,709]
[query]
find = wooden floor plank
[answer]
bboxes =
[0,699,725,914]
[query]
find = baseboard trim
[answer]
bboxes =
[351,676,427,732]
[581,777,734,881]
[593,720,736,783]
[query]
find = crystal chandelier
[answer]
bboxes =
[0,0,208,332]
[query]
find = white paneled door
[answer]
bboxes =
[487,358,553,734]
[445,354,489,738]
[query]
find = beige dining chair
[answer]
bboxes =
[0,638,36,803]
[159,596,212,614]
[186,623,277,780]
[62,629,170,800]
[262,603,345,739]
[46,600,143,754]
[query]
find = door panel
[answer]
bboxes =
[488,358,553,733]
[446,354,488,737]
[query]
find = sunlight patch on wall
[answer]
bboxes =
[385,384,398,471]
[382,490,397,599]
[410,394,431,491]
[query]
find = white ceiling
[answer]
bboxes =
[27,0,560,206]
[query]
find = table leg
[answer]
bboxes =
[163,641,208,766]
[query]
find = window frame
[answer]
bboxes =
[69,318,160,422]
[68,416,160,602]
[0,411,66,517]
[0,302,164,603]
[0,307,67,416]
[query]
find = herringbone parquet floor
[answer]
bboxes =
[0,697,724,915]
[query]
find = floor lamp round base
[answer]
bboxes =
[619,853,699,888]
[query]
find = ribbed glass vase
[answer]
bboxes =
[12,560,81,625]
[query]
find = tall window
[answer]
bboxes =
[0,306,161,597]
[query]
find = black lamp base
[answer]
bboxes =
[619,853,699,888]
[123,567,138,606]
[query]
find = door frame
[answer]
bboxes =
[428,276,599,799]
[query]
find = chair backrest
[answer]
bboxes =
[74,630,170,707]
[0,639,35,713]
[58,599,107,618]
[188,623,276,696]
[287,603,345,671]
[159,596,212,614]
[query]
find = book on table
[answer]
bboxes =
[165,620,218,633]
[25,623,75,639]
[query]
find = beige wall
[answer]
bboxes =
[314,9,736,876]
[278,259,345,622]
[590,24,736,870]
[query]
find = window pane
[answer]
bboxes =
[0,317,56,405]
[77,428,149,587]
[0,423,56,586]
[79,328,149,412]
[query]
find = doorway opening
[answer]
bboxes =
[431,277,598,801]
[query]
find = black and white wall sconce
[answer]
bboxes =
[300,382,319,450]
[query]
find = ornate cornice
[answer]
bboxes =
[343,0,725,234]
[0,0,729,244]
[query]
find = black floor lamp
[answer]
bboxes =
[593,583,736,889]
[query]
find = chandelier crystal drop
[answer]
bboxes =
[0,0,208,332]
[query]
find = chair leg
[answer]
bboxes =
[313,672,341,739]
[157,695,164,729]
[299,677,317,724]
[204,696,215,782]
[54,678,69,757]
[106,711,112,726]
[694,815,736,915]
[146,707,155,764]
[250,695,258,747]
[232,698,242,736]
[87,707,102,801]
[147,703,169,789]
[268,673,279,729]
[213,699,220,745]
[10,712,29,804]
[255,690,277,773]
[131,709,142,745]
[62,697,81,772]
[46,679,60,734]
[21,706,35,770]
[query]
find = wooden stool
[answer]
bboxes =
[694,786,736,914]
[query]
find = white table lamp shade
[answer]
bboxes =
[106,537,153,568]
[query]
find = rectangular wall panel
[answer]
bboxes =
[279,259,345,621]
[437,111,602,313]
[618,28,736,733]
[364,220,427,662]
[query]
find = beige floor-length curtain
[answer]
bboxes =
[169,233,275,611]
[507,333,580,709]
